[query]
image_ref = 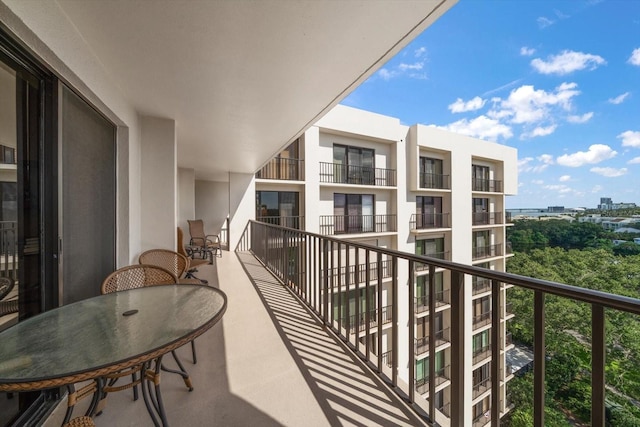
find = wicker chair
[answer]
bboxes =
[0,276,18,318]
[63,416,95,427]
[138,249,202,285]
[187,219,222,261]
[100,264,177,294]
[177,227,209,283]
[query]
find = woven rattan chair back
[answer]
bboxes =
[0,276,14,301]
[177,227,188,257]
[187,219,206,241]
[101,265,177,295]
[138,249,189,279]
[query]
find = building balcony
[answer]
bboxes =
[341,305,392,333]
[256,215,304,230]
[415,252,450,270]
[319,162,396,187]
[472,178,503,193]
[473,311,492,330]
[472,244,502,260]
[473,344,491,365]
[414,328,450,355]
[255,157,304,181]
[410,213,450,230]
[325,259,392,286]
[42,220,637,426]
[472,277,492,295]
[414,290,450,314]
[419,173,450,190]
[473,411,491,427]
[319,214,396,236]
[472,212,503,226]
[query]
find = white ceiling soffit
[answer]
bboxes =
[56,0,456,181]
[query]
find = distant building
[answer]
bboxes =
[597,197,637,211]
[547,206,564,213]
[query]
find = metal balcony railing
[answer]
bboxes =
[410,213,450,230]
[256,216,304,230]
[505,302,514,317]
[420,173,450,190]
[472,244,502,260]
[415,252,450,271]
[342,305,392,333]
[472,212,503,226]
[325,259,392,286]
[473,344,491,365]
[319,162,396,186]
[473,311,491,330]
[256,157,304,181]
[415,328,450,355]
[240,220,640,426]
[319,214,396,235]
[415,365,451,395]
[414,289,450,314]
[382,350,393,368]
[472,277,492,295]
[473,377,491,399]
[505,332,513,346]
[0,221,17,280]
[472,178,503,193]
[473,411,491,427]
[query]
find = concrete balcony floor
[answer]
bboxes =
[45,251,423,426]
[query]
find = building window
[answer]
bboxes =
[256,191,300,229]
[416,196,444,228]
[416,237,446,260]
[333,144,375,185]
[420,157,446,189]
[256,139,301,180]
[472,164,490,191]
[333,193,374,233]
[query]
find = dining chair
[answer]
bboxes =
[177,226,209,284]
[63,416,95,427]
[0,276,18,318]
[187,219,222,261]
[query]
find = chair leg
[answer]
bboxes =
[191,340,197,364]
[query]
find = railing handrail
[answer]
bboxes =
[319,161,396,173]
[246,220,640,315]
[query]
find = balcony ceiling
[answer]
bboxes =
[49,0,455,181]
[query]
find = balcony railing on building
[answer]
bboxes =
[0,221,17,280]
[240,220,640,427]
[473,344,491,365]
[325,260,392,286]
[473,311,491,330]
[472,178,502,193]
[319,162,396,186]
[0,145,16,165]
[473,411,491,427]
[472,212,503,226]
[504,332,513,347]
[410,213,450,230]
[473,244,502,260]
[504,302,514,317]
[415,252,450,270]
[420,173,450,190]
[415,365,451,395]
[256,157,304,181]
[415,328,450,355]
[342,305,392,333]
[472,277,492,295]
[414,290,450,314]
[319,214,396,236]
[382,350,393,368]
[256,215,304,230]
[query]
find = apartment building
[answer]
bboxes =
[255,105,518,425]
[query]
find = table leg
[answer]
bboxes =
[141,357,169,427]
[160,350,193,390]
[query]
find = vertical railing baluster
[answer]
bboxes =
[450,270,465,426]
[408,260,415,404]
[337,242,343,332]
[322,238,329,324]
[490,279,500,426]
[392,255,398,387]
[355,249,360,353]
[345,245,351,339]
[592,304,605,427]
[534,290,545,427]
[377,251,383,371]
[365,250,371,362]
[428,265,436,419]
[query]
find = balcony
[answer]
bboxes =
[472,244,502,260]
[415,252,450,270]
[414,365,451,395]
[409,213,450,230]
[472,178,503,193]
[256,215,304,230]
[473,344,491,364]
[319,162,396,187]
[472,212,503,226]
[414,328,450,355]
[255,157,304,181]
[325,259,392,286]
[473,311,492,330]
[414,290,450,314]
[341,305,393,333]
[473,411,491,427]
[419,172,450,190]
[319,214,396,235]
[472,277,492,295]
[237,221,640,426]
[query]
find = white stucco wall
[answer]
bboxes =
[178,167,196,232]
[140,116,177,252]
[194,179,229,237]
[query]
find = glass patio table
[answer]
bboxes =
[0,284,227,426]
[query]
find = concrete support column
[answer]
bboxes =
[303,127,320,233]
[140,116,177,252]
[228,172,255,250]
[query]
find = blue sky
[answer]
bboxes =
[342,0,640,209]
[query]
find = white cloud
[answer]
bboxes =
[414,47,427,58]
[556,144,617,167]
[436,115,513,141]
[627,157,640,164]
[539,154,554,165]
[448,96,487,113]
[495,82,580,124]
[537,17,554,28]
[532,179,544,185]
[544,184,573,193]
[628,48,640,66]
[567,112,594,123]
[618,130,640,148]
[520,47,536,56]
[559,175,571,182]
[521,124,558,139]
[608,92,630,104]
[518,155,553,173]
[592,185,603,193]
[531,50,606,75]
[399,62,423,71]
[378,54,427,80]
[590,167,628,177]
